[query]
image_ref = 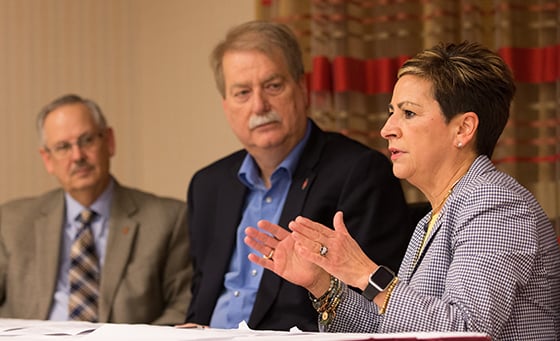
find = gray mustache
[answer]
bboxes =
[248,111,281,130]
[71,159,93,174]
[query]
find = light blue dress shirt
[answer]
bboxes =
[210,121,311,329]
[48,179,114,320]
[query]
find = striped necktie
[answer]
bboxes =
[68,209,99,322]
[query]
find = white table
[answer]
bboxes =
[0,318,491,340]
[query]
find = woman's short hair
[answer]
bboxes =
[398,41,516,157]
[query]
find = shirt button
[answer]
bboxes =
[251,269,257,276]
[234,291,240,297]
[265,196,272,203]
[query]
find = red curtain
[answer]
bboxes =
[257,0,560,235]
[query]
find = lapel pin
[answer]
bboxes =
[122,226,130,235]
[301,178,309,190]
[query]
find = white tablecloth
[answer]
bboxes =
[0,318,491,341]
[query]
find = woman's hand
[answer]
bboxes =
[244,219,331,296]
[290,211,377,290]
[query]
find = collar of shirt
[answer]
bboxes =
[64,178,114,251]
[209,121,312,329]
[238,119,311,188]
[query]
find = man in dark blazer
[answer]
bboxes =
[0,94,191,325]
[183,21,413,331]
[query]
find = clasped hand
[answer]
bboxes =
[244,211,377,297]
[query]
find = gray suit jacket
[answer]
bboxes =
[0,181,192,325]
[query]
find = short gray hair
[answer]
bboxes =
[37,94,107,145]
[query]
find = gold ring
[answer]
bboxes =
[263,249,275,260]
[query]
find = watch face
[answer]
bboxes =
[371,266,394,288]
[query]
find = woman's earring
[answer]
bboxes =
[457,142,463,148]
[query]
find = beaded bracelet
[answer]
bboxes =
[313,277,341,313]
[308,276,344,326]
[319,295,341,325]
[379,277,398,315]
[309,275,337,309]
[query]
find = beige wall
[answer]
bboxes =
[0,0,254,203]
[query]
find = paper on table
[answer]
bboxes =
[82,322,375,341]
[0,318,99,337]
[0,318,490,341]
[84,324,490,341]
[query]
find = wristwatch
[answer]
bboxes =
[362,265,396,301]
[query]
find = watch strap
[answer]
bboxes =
[362,281,381,301]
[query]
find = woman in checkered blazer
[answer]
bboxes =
[245,41,560,340]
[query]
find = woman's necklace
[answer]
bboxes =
[414,176,464,267]
[431,177,463,217]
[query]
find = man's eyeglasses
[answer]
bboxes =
[44,131,105,159]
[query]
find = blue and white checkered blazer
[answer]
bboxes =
[324,155,560,340]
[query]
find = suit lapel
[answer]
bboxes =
[34,191,66,318]
[279,121,323,227]
[405,213,443,279]
[212,179,245,272]
[198,159,246,323]
[400,218,424,281]
[402,169,475,281]
[250,122,323,327]
[98,184,139,322]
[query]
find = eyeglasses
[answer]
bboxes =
[44,131,105,159]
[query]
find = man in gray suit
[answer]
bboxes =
[0,94,191,325]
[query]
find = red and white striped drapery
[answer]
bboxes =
[257,0,560,235]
